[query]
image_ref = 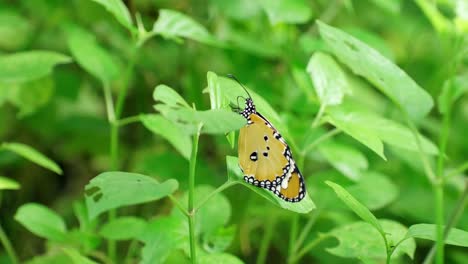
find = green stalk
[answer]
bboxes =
[256,218,276,264]
[291,233,331,263]
[194,180,238,211]
[188,124,202,264]
[0,222,18,264]
[287,214,299,264]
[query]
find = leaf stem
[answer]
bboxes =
[444,161,468,179]
[194,180,238,211]
[115,45,139,119]
[311,104,326,128]
[0,221,18,264]
[117,115,142,127]
[293,210,320,253]
[256,218,276,264]
[169,195,189,217]
[291,233,331,263]
[188,124,202,264]
[287,214,299,264]
[301,128,341,156]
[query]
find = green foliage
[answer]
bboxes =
[85,171,178,219]
[99,216,146,240]
[405,224,468,247]
[0,176,20,190]
[1,142,62,174]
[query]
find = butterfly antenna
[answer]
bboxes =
[227,74,252,99]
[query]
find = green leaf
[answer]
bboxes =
[227,156,315,214]
[199,253,245,264]
[438,74,468,114]
[0,51,71,84]
[203,225,236,253]
[138,216,186,264]
[61,248,98,264]
[64,24,120,85]
[318,141,368,181]
[369,0,401,14]
[325,181,384,234]
[0,10,31,50]
[348,172,398,210]
[318,21,434,120]
[259,0,312,25]
[85,171,178,219]
[153,84,190,108]
[328,220,415,260]
[141,114,192,160]
[325,103,438,160]
[207,71,226,110]
[404,224,468,247]
[99,216,147,240]
[90,0,134,32]
[307,52,350,107]
[414,0,452,33]
[14,203,67,241]
[172,185,232,236]
[2,142,62,174]
[152,9,222,46]
[174,108,246,135]
[0,176,20,190]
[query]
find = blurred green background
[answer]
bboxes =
[0,0,467,263]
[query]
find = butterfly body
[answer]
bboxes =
[238,98,306,202]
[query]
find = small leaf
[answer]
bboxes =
[207,71,225,110]
[14,203,67,241]
[307,52,350,106]
[227,156,315,214]
[328,220,415,260]
[348,172,398,210]
[318,141,368,181]
[199,253,245,264]
[153,84,190,108]
[318,21,434,120]
[259,0,312,25]
[325,181,384,234]
[0,51,71,84]
[90,0,134,32]
[100,217,147,240]
[175,109,246,135]
[404,224,468,247]
[0,176,20,190]
[203,225,236,253]
[2,142,62,174]
[65,24,120,85]
[138,216,186,264]
[141,114,192,160]
[0,10,31,50]
[62,248,98,264]
[438,74,468,114]
[153,9,222,46]
[85,171,178,219]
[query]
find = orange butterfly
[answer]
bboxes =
[230,76,307,202]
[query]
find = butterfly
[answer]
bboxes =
[229,75,307,202]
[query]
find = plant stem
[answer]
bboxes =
[256,218,276,264]
[293,210,320,253]
[194,180,238,211]
[115,46,138,119]
[291,233,330,263]
[311,104,326,128]
[444,161,468,179]
[169,195,189,217]
[287,214,299,264]
[301,128,341,156]
[0,222,18,264]
[188,124,202,264]
[117,115,142,127]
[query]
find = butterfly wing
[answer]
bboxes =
[238,112,307,202]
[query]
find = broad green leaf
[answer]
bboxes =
[14,203,67,241]
[318,21,434,120]
[172,185,232,236]
[5,76,54,117]
[369,0,401,14]
[85,171,178,219]
[153,84,190,108]
[0,176,20,190]
[153,9,221,46]
[65,24,120,85]
[328,220,415,260]
[307,52,350,107]
[227,156,315,214]
[259,0,312,25]
[100,217,147,240]
[203,225,236,253]
[24,252,71,264]
[438,74,468,114]
[207,71,225,110]
[325,103,438,160]
[173,108,245,135]
[325,181,384,234]
[141,114,192,160]
[199,253,245,264]
[138,216,186,264]
[318,141,368,181]
[291,66,317,103]
[404,224,468,247]
[2,142,62,174]
[348,172,398,210]
[0,10,31,50]
[0,51,71,83]
[209,0,262,20]
[62,248,98,264]
[90,0,134,32]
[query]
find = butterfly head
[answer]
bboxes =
[240,97,256,118]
